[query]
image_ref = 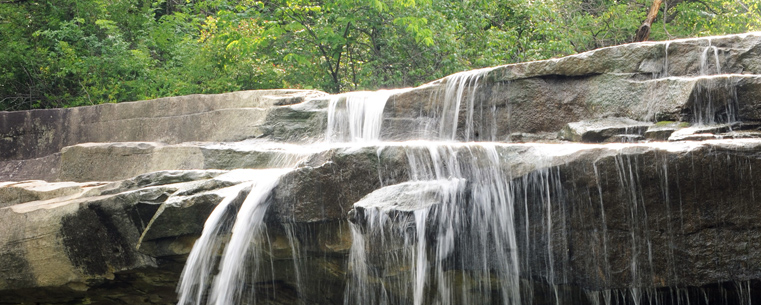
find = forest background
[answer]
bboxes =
[1,0,759,110]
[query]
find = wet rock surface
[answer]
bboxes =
[559,117,653,142]
[514,140,761,291]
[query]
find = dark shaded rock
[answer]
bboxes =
[60,203,144,275]
[514,140,761,291]
[559,117,653,142]
[644,121,689,140]
[271,145,410,223]
[602,134,646,143]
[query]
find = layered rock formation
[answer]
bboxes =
[2,33,761,305]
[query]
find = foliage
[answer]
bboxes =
[1,0,759,110]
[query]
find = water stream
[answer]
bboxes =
[177,56,758,304]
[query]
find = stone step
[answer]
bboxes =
[0,90,327,161]
[57,141,322,182]
[382,73,761,142]
[488,32,761,81]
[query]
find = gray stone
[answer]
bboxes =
[644,121,689,140]
[602,134,646,143]
[2,140,317,182]
[0,90,327,161]
[507,132,562,143]
[559,117,653,143]
[666,124,746,141]
[350,179,466,225]
[488,33,761,81]
[517,140,761,290]
[382,74,761,142]
[0,169,267,304]
[719,130,761,139]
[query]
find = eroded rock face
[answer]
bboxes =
[0,169,260,304]
[343,141,761,304]
[2,33,761,305]
[513,140,761,290]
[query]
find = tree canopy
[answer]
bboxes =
[1,0,759,110]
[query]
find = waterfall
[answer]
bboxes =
[428,68,494,141]
[177,184,251,305]
[326,89,410,143]
[207,170,287,305]
[173,38,761,305]
[345,144,521,304]
[700,39,722,76]
[689,76,739,125]
[176,168,292,305]
[661,42,670,78]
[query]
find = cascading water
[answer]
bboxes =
[175,37,761,305]
[177,169,293,305]
[688,39,741,126]
[177,183,251,305]
[346,144,521,305]
[689,76,739,125]
[700,39,722,76]
[427,68,495,141]
[661,42,670,78]
[327,89,411,143]
[207,170,288,305]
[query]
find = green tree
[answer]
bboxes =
[1,0,760,110]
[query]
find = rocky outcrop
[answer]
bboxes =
[0,89,326,161]
[3,33,761,305]
[515,140,761,290]
[381,34,761,141]
[489,33,761,80]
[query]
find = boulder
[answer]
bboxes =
[488,33,761,81]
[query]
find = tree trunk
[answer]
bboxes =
[635,0,663,42]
